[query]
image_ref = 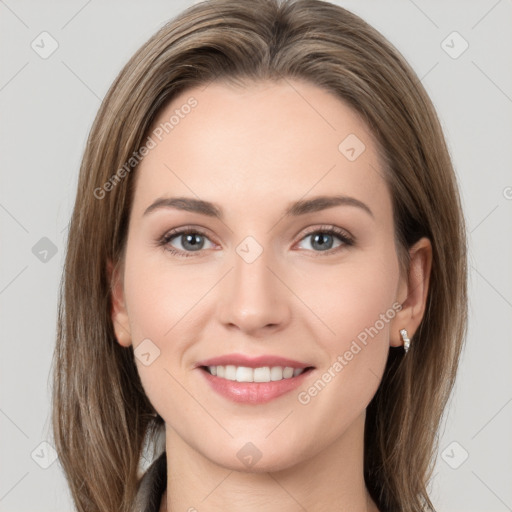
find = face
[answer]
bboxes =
[111,79,421,472]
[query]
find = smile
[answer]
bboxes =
[197,363,315,404]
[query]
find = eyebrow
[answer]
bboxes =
[143,194,374,219]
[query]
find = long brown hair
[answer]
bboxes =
[51,1,468,510]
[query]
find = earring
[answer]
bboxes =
[400,329,411,353]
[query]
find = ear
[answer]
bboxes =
[390,237,432,348]
[108,259,132,347]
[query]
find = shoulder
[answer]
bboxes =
[130,451,167,512]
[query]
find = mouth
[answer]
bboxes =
[195,354,316,404]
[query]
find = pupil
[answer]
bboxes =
[183,233,203,251]
[313,233,332,251]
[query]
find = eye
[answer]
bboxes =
[157,224,354,258]
[158,227,215,258]
[296,225,354,254]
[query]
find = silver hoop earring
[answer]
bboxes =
[400,329,411,353]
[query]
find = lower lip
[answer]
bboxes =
[198,367,314,404]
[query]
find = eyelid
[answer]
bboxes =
[297,224,354,243]
[160,225,214,242]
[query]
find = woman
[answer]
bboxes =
[51,0,468,511]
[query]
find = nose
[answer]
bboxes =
[217,244,291,336]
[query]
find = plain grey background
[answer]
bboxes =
[1,0,511,511]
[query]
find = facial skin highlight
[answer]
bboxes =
[111,79,432,512]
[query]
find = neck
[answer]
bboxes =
[161,412,379,512]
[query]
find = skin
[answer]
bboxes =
[111,79,432,512]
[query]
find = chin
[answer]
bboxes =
[211,450,302,474]
[197,435,311,474]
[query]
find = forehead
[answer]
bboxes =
[132,79,391,220]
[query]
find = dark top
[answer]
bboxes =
[130,451,167,512]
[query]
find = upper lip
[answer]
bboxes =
[194,353,314,369]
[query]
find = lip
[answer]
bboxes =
[195,353,315,404]
[194,353,312,369]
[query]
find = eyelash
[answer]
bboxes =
[157,225,355,258]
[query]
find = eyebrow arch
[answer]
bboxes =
[143,194,374,219]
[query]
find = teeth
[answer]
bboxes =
[225,365,236,380]
[206,365,306,383]
[270,366,283,381]
[253,366,270,382]
[235,366,253,382]
[283,367,294,378]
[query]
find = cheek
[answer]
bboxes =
[123,242,212,340]
[122,248,207,417]
[297,246,399,349]
[296,247,399,407]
